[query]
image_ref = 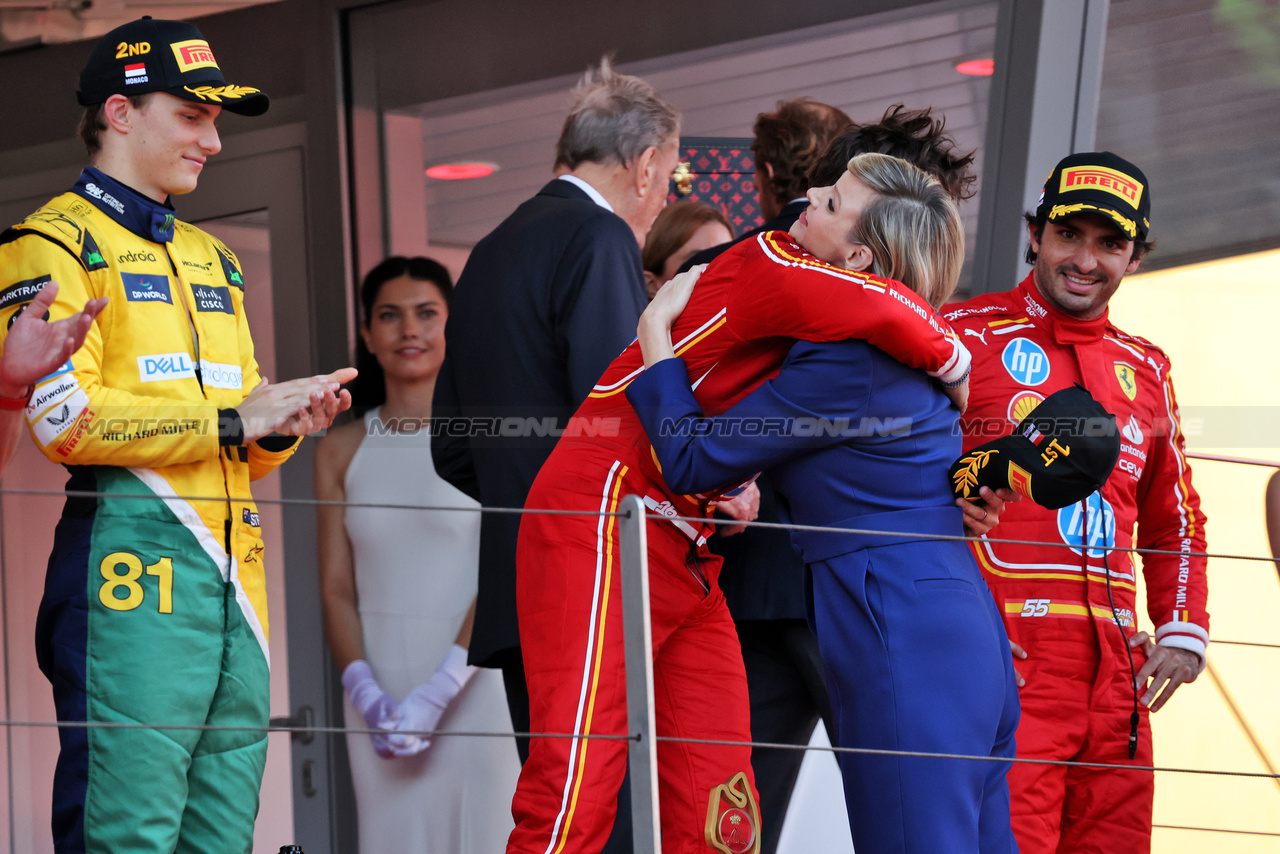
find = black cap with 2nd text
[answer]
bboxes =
[1036,151,1150,242]
[77,17,269,117]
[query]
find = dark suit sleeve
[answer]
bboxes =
[625,340,875,495]
[555,216,648,405]
[430,350,480,501]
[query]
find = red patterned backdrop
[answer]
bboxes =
[667,137,764,236]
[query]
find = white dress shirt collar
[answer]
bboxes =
[558,174,615,212]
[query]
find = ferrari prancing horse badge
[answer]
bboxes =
[1114,361,1138,402]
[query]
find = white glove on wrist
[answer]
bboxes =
[342,659,400,759]
[389,644,477,757]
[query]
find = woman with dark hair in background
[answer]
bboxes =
[314,257,520,852]
[641,200,733,298]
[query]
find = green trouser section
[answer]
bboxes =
[83,468,269,854]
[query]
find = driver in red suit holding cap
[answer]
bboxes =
[945,151,1209,854]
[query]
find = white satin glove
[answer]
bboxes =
[389,644,477,757]
[342,660,399,758]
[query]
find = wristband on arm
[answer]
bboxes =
[0,386,32,410]
[941,365,971,388]
[218,408,244,446]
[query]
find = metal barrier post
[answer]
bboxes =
[619,494,660,853]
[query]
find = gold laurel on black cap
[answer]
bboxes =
[1035,151,1150,241]
[77,16,269,117]
[950,385,1121,511]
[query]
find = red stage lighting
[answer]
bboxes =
[956,59,995,76]
[426,162,497,180]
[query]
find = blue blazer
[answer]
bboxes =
[626,338,966,563]
[433,178,647,666]
[630,340,1020,854]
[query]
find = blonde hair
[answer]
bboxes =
[845,152,964,309]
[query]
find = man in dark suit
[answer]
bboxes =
[431,59,678,849]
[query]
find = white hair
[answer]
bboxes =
[554,56,680,170]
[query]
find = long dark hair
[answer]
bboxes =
[349,256,454,411]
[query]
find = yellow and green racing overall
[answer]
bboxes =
[0,167,298,854]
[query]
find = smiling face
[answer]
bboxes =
[1030,213,1143,320]
[788,170,878,269]
[120,92,222,199]
[359,276,449,384]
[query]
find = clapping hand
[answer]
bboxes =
[0,282,107,397]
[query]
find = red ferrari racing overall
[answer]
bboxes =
[946,275,1209,854]
[509,231,970,854]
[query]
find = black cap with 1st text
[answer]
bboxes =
[77,17,269,117]
[950,385,1121,511]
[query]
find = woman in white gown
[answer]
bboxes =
[314,257,520,852]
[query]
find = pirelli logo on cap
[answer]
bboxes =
[1060,165,1143,207]
[171,39,219,73]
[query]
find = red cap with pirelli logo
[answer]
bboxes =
[1036,151,1150,242]
[77,16,269,117]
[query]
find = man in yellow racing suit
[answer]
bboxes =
[0,17,352,854]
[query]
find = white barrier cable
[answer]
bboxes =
[641,510,1279,564]
[1,720,1276,781]
[1153,824,1280,837]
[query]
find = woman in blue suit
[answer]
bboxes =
[625,154,1020,853]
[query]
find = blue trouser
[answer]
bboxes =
[808,536,1020,854]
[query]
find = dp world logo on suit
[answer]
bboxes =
[1001,338,1050,386]
[121,272,173,305]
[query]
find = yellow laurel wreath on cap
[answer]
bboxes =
[952,449,996,499]
[1106,211,1138,237]
[184,85,261,102]
[1049,202,1137,237]
[1048,203,1089,219]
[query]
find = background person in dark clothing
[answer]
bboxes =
[430,57,679,853]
